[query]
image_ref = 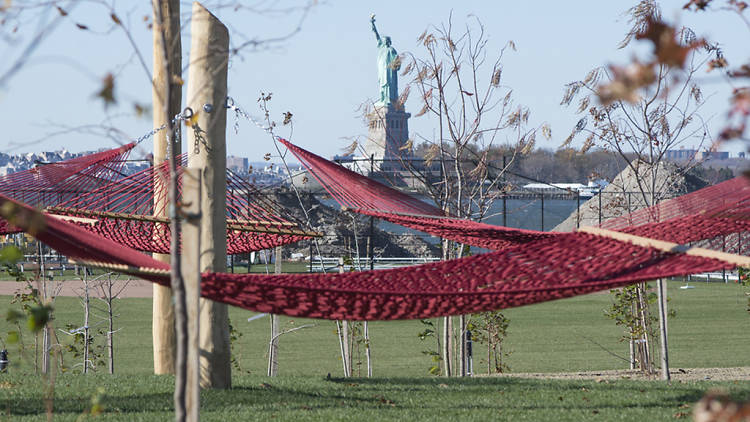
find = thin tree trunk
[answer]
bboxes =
[364,321,372,377]
[487,330,491,375]
[636,284,651,372]
[268,247,281,377]
[153,0,188,418]
[107,275,114,375]
[151,0,181,376]
[441,238,452,377]
[39,242,49,375]
[444,316,453,376]
[629,317,635,369]
[338,257,351,377]
[656,278,670,380]
[83,269,90,374]
[459,314,466,376]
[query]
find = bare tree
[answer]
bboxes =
[560,0,713,379]
[373,15,550,376]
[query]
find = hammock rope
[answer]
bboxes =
[279,138,750,254]
[45,156,318,254]
[0,191,743,321]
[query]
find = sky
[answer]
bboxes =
[0,0,745,161]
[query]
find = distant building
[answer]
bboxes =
[522,181,607,198]
[698,151,730,160]
[227,155,248,173]
[665,149,698,161]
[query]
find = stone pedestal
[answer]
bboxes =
[364,105,411,172]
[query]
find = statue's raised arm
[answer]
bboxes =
[370,15,381,44]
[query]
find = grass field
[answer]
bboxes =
[3,372,750,421]
[0,279,748,420]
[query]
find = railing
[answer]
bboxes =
[307,256,441,272]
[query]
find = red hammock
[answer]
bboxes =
[0,143,134,234]
[0,192,741,321]
[281,138,750,253]
[280,138,557,249]
[45,157,316,254]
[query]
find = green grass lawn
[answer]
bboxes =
[0,279,748,376]
[1,373,750,421]
[0,279,748,420]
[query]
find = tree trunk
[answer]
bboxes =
[459,314,466,376]
[83,270,90,374]
[442,316,453,376]
[39,242,50,375]
[656,278,670,380]
[268,246,281,377]
[338,257,351,377]
[181,167,202,421]
[364,321,372,377]
[107,276,114,375]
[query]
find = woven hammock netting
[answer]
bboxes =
[2,138,749,320]
[0,143,135,234]
[280,138,750,254]
[1,155,748,320]
[42,154,316,254]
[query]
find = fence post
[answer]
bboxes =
[540,193,544,231]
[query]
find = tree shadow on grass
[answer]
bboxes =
[1,392,173,417]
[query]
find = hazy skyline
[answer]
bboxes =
[0,1,743,161]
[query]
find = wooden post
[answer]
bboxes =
[268,247,281,377]
[181,168,201,421]
[186,1,231,389]
[152,0,181,375]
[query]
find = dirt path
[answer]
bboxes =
[489,367,750,381]
[0,279,154,298]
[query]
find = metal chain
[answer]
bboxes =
[224,96,280,140]
[224,96,329,273]
[134,110,188,145]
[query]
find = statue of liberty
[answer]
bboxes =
[370,15,400,107]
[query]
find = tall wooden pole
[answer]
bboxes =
[186,1,231,389]
[152,0,181,375]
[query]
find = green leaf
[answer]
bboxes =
[26,304,52,332]
[5,308,23,323]
[0,245,22,264]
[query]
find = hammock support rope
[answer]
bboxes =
[40,156,316,254]
[0,191,743,321]
[280,138,750,255]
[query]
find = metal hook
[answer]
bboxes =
[182,107,194,120]
[224,96,235,109]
